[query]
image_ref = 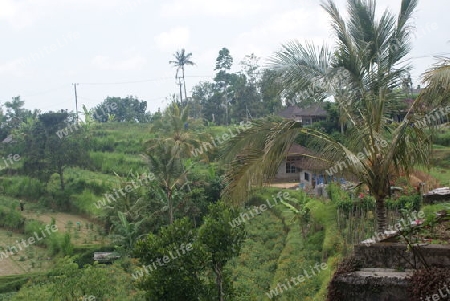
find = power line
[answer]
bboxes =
[78,78,171,86]
[78,75,213,86]
[21,84,69,98]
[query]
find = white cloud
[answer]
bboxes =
[154,27,190,52]
[233,7,330,62]
[0,0,16,18]
[92,55,147,71]
[0,0,124,28]
[193,48,218,72]
[160,0,269,18]
[0,0,40,29]
[0,58,27,77]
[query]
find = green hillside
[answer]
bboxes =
[0,115,448,300]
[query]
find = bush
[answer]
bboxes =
[0,275,30,294]
[0,177,45,200]
[69,189,100,215]
[0,206,23,230]
[408,268,450,300]
[434,130,450,146]
[386,194,421,211]
[327,255,361,301]
[23,220,48,247]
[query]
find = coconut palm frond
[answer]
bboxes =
[420,58,450,106]
[221,119,302,205]
[269,41,333,97]
[381,117,431,178]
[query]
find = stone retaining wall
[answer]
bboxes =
[333,273,411,301]
[354,243,450,269]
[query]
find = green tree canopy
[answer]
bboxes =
[93,96,147,123]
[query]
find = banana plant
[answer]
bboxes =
[110,211,144,254]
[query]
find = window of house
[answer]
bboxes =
[285,161,297,173]
[304,172,310,181]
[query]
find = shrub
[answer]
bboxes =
[408,268,450,300]
[24,220,48,247]
[0,205,23,230]
[386,194,421,211]
[327,255,361,301]
[0,177,45,200]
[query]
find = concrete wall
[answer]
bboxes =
[275,160,299,180]
[275,160,315,188]
[332,273,411,301]
[355,243,450,269]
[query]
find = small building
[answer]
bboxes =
[275,144,330,195]
[423,187,450,204]
[278,103,327,125]
[94,252,121,264]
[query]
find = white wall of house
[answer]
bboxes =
[275,160,313,186]
[275,160,299,179]
[299,170,313,186]
[275,160,329,197]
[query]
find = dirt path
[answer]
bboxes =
[267,183,299,189]
[0,258,25,276]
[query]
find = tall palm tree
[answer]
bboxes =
[222,0,435,233]
[169,49,195,106]
[148,103,202,157]
[143,142,190,224]
[143,103,204,224]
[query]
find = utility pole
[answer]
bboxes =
[73,83,79,121]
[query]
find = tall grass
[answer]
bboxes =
[0,177,44,201]
[89,152,147,176]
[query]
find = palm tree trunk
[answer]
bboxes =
[375,196,387,233]
[178,78,183,105]
[167,190,173,224]
[182,67,188,106]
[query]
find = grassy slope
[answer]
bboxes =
[0,123,448,300]
[429,145,450,186]
[228,189,341,301]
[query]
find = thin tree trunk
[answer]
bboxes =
[214,263,224,301]
[168,189,173,224]
[59,166,65,191]
[182,67,188,106]
[375,197,386,233]
[178,78,183,104]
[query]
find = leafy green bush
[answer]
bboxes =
[0,292,17,301]
[0,275,31,294]
[0,205,23,230]
[69,189,101,215]
[386,194,421,211]
[0,177,45,200]
[23,220,48,247]
[434,130,450,146]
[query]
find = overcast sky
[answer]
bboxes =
[0,0,447,114]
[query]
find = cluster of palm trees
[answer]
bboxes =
[222,0,449,232]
